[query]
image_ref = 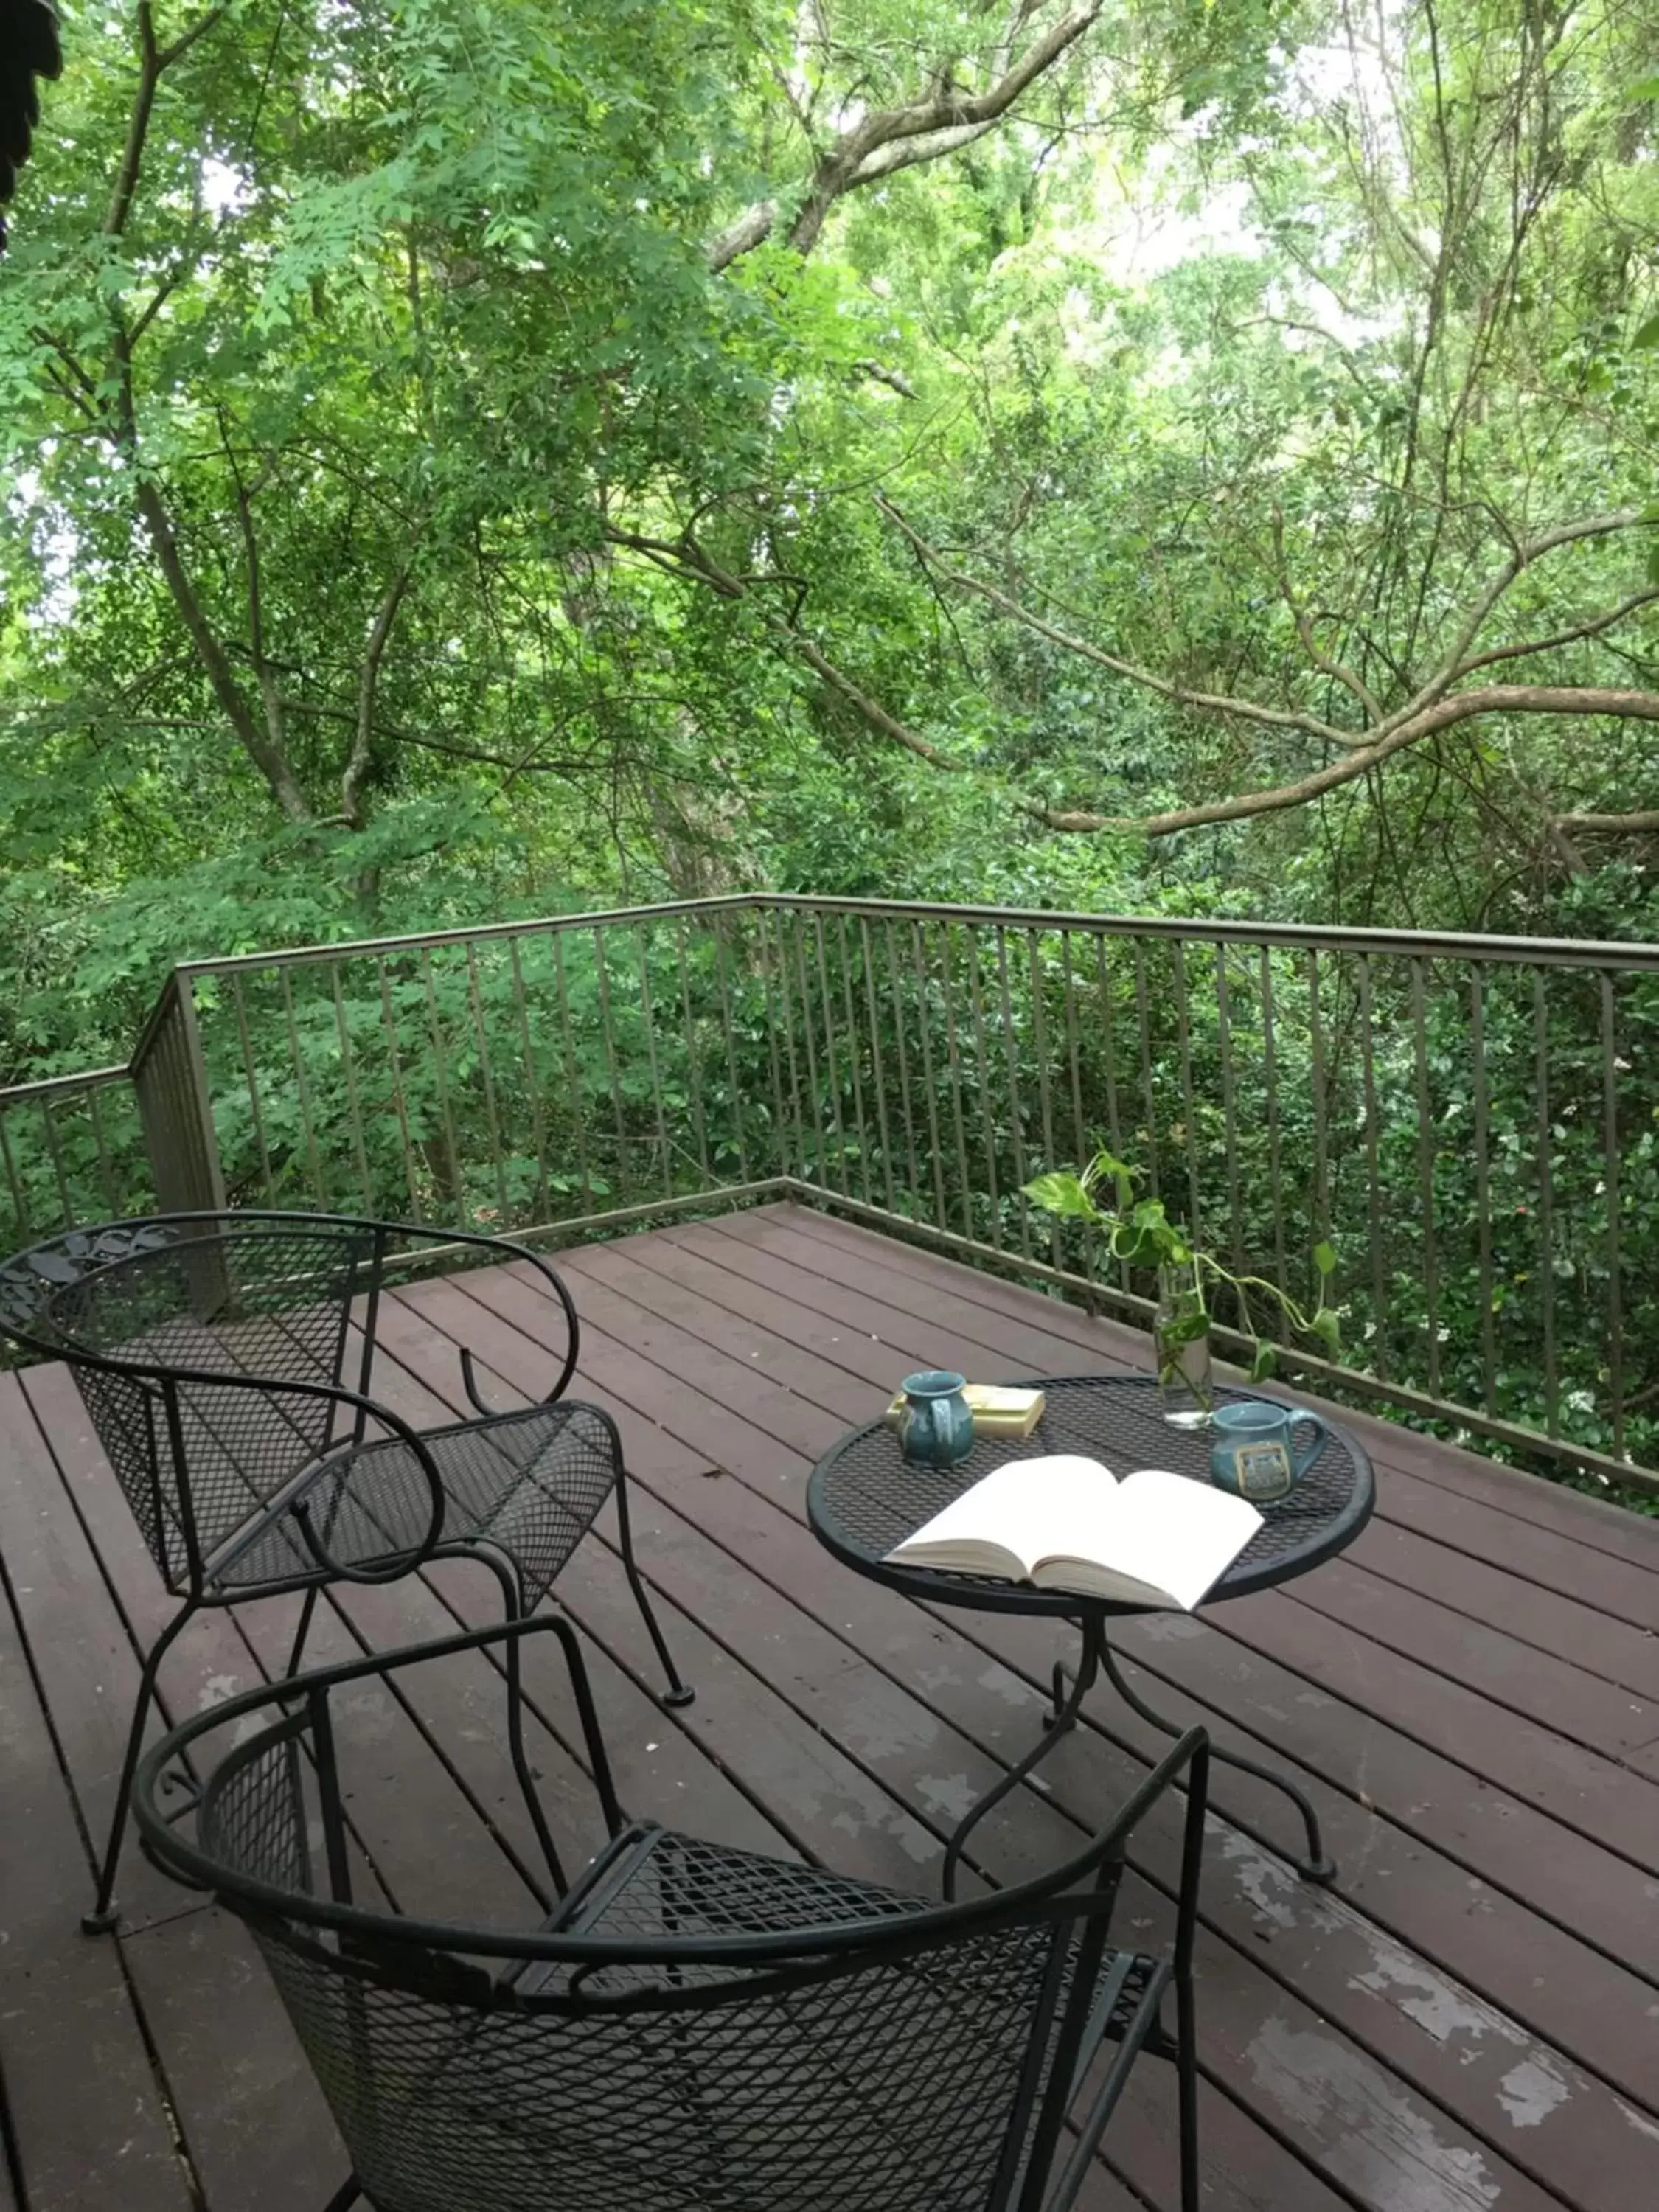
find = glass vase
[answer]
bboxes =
[1154,1265,1214,1428]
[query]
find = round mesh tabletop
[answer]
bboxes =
[807,1375,1374,1618]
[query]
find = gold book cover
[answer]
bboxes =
[883,1383,1046,1439]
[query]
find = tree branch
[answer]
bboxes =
[1551,809,1659,836]
[341,568,413,827]
[708,1,1102,268]
[1269,501,1382,717]
[878,498,1364,745]
[133,481,313,821]
[1451,586,1659,678]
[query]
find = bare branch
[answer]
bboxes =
[878,498,1364,746]
[133,479,313,821]
[1388,511,1653,723]
[1269,501,1382,718]
[341,568,414,827]
[1552,809,1659,835]
[1452,586,1659,679]
[709,1,1102,268]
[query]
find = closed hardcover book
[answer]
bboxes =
[883,1383,1046,1438]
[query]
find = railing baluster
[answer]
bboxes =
[1171,939,1201,1248]
[418,949,465,1221]
[917,922,956,1236]
[634,925,671,1199]
[1133,940,1160,1200]
[1357,956,1387,1381]
[965,925,1004,1251]
[859,919,896,1216]
[331,962,375,1216]
[1307,950,1331,1262]
[1469,966,1496,1416]
[994,927,1033,1262]
[1093,934,1129,1299]
[1214,950,1244,1279]
[376,958,422,1217]
[674,919,712,1189]
[790,911,826,1189]
[757,908,796,1182]
[508,937,552,1225]
[554,932,594,1214]
[1532,969,1557,1436]
[281,966,328,1208]
[836,916,872,1208]
[813,914,850,1198]
[232,973,276,1205]
[88,1085,119,1214]
[591,927,632,1209]
[1601,970,1625,1459]
[1021,933,1056,1267]
[884,920,921,1216]
[712,910,755,1185]
[1259,947,1288,1298]
[37,1093,72,1224]
[0,1109,28,1236]
[464,945,509,1223]
[1409,959,1441,1398]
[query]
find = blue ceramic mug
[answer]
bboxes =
[1209,1399,1329,1503]
[897,1371,976,1467]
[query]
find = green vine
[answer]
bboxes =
[1024,1150,1344,1385]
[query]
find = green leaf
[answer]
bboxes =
[1627,74,1659,101]
[1632,314,1659,351]
[1248,1343,1278,1382]
[1313,1241,1338,1277]
[1023,1172,1097,1220]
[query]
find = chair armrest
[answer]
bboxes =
[371,1217,580,1411]
[147,1365,449,1585]
[1092,1725,1209,1978]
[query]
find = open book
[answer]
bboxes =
[883,1453,1261,1610]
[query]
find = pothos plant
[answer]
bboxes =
[1023,1150,1343,1392]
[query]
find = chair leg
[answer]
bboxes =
[473,1549,568,1904]
[320,2174,362,2211]
[612,1470,693,1708]
[284,1586,321,1678]
[82,1599,196,1935]
[1175,1963,1200,2212]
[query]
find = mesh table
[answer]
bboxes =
[808,1374,1374,1888]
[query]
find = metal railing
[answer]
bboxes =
[0,1064,152,1247]
[3,895,1655,1495]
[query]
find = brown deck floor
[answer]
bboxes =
[2,1201,1658,2212]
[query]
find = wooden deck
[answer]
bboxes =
[2,1200,1658,2212]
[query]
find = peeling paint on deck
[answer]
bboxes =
[1247,2016,1502,2211]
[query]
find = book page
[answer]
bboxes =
[1079,1469,1260,1610]
[885,1454,1117,1576]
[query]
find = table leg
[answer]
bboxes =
[940,1619,1101,1902]
[1097,1635,1336,1884]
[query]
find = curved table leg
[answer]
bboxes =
[942,1618,1102,1901]
[1099,1635,1336,1884]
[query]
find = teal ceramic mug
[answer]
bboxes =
[1209,1399,1329,1503]
[897,1371,976,1467]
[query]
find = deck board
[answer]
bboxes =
[2,1201,1657,2212]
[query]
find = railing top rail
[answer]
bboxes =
[159,892,1659,982]
[0,1063,131,1108]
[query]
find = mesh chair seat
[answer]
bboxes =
[210,1400,622,1600]
[538,1820,1168,2041]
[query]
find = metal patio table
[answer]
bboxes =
[807,1373,1374,1892]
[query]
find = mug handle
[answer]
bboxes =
[1289,1411,1330,1481]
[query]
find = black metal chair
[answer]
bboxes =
[0,1209,691,1933]
[133,1616,1208,2212]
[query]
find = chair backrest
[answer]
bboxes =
[0,1213,383,1586]
[136,1624,1177,2212]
